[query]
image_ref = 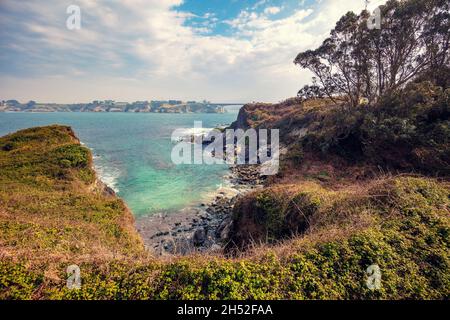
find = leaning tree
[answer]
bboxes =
[294,0,450,107]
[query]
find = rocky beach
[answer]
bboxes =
[135,165,265,255]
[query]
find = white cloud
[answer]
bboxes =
[264,7,281,15]
[0,0,388,103]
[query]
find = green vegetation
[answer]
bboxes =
[293,81,450,174]
[1,175,448,299]
[295,0,449,107]
[288,0,449,173]
[0,125,144,268]
[229,183,328,247]
[1,0,449,300]
[0,126,448,300]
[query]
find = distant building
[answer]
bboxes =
[168,100,182,105]
[151,100,167,109]
[108,108,123,112]
[92,107,100,112]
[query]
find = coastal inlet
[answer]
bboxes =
[135,165,265,255]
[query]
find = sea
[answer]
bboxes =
[0,108,241,217]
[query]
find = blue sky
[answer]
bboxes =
[0,0,386,103]
[177,0,316,36]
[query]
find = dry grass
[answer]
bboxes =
[0,125,448,300]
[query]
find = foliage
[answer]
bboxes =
[361,82,449,173]
[0,124,448,300]
[294,0,450,106]
[0,125,144,269]
[296,81,449,174]
[1,0,449,298]
[1,177,448,300]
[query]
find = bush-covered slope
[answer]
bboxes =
[0,125,448,299]
[1,176,448,299]
[231,82,449,177]
[0,125,145,266]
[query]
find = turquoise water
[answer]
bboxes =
[0,111,240,216]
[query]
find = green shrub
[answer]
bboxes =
[52,144,91,168]
[297,81,449,175]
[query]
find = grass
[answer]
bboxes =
[0,125,145,266]
[0,125,449,300]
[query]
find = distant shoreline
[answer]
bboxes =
[0,110,232,114]
[0,101,244,114]
[0,110,242,118]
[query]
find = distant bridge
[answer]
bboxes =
[209,103,247,106]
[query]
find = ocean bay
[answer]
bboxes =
[0,111,239,216]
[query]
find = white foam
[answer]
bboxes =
[93,156,121,193]
[173,127,217,143]
[177,127,214,136]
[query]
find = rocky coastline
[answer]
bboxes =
[135,165,265,255]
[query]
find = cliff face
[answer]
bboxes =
[229,105,253,130]
[229,100,302,130]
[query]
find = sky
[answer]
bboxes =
[0,0,387,103]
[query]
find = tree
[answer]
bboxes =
[294,0,450,107]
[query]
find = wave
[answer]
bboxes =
[93,154,121,193]
[172,127,217,143]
